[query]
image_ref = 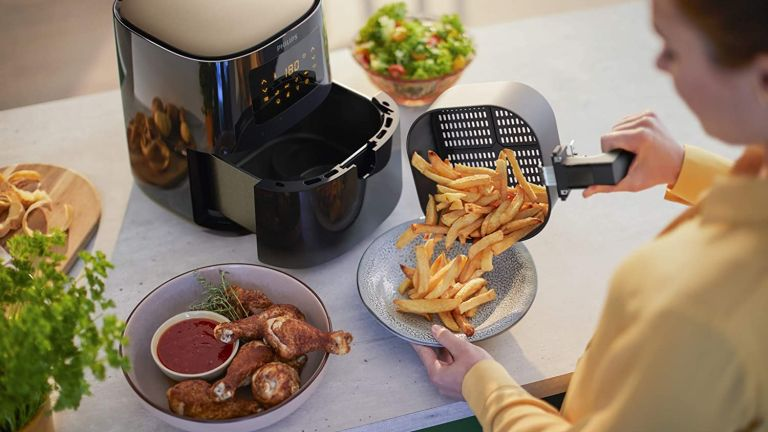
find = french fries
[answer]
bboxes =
[414,244,431,295]
[458,219,484,241]
[446,213,481,250]
[454,278,486,301]
[427,150,461,180]
[480,249,494,272]
[458,252,483,283]
[500,217,541,235]
[425,195,438,225]
[438,311,461,332]
[393,149,550,336]
[430,253,446,273]
[440,210,465,227]
[394,248,479,336]
[491,224,539,256]
[440,282,464,300]
[503,149,537,202]
[452,310,475,337]
[398,278,412,294]
[401,149,548,254]
[454,164,496,176]
[400,264,415,279]
[464,287,489,318]
[467,230,504,259]
[424,257,461,299]
[459,289,497,314]
[495,158,509,199]
[394,298,461,313]
[448,174,493,190]
[411,224,449,235]
[396,227,419,249]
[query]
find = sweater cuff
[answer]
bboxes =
[462,359,523,415]
[665,145,731,205]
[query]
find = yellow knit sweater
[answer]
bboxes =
[462,145,768,431]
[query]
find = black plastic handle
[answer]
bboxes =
[348,91,399,179]
[608,149,635,183]
[551,148,635,196]
[563,149,634,185]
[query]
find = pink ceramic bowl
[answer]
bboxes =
[121,263,332,432]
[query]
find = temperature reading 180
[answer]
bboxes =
[274,60,301,79]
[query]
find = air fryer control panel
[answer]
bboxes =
[249,24,328,123]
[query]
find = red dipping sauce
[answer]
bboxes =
[156,318,234,374]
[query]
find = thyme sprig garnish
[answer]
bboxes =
[189,270,248,321]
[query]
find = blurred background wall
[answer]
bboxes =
[0,0,630,110]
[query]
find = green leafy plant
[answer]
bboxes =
[0,231,129,432]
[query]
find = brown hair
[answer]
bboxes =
[674,0,768,68]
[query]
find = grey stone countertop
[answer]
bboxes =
[0,2,739,431]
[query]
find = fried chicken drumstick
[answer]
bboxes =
[214,304,305,344]
[210,341,274,401]
[264,316,353,359]
[279,353,307,373]
[167,380,262,419]
[251,362,301,407]
[229,285,272,315]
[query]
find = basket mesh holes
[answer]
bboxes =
[433,107,545,186]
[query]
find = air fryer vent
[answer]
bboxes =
[432,106,544,186]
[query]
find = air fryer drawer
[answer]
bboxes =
[187,83,402,268]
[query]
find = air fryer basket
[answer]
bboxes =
[407,81,633,241]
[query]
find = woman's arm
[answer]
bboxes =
[413,326,573,431]
[583,112,731,204]
[417,314,754,432]
[663,145,732,205]
[461,360,570,432]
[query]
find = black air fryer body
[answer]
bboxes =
[113,0,402,267]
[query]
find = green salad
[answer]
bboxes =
[354,2,475,80]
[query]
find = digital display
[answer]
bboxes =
[249,25,328,122]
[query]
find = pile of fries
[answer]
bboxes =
[392,149,549,336]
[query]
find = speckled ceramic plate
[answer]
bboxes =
[357,219,537,347]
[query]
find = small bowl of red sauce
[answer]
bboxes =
[150,310,239,381]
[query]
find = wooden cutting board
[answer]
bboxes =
[1,163,101,273]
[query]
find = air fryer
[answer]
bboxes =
[113,0,402,267]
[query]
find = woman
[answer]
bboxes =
[413,0,768,430]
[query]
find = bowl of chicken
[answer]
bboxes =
[120,263,353,432]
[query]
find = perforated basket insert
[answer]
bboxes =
[430,106,544,187]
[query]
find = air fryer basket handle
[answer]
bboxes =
[355,91,399,178]
[550,146,635,198]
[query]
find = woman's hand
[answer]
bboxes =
[412,325,493,399]
[583,111,685,198]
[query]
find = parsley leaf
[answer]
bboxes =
[0,231,128,431]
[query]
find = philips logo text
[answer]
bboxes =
[277,35,299,52]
